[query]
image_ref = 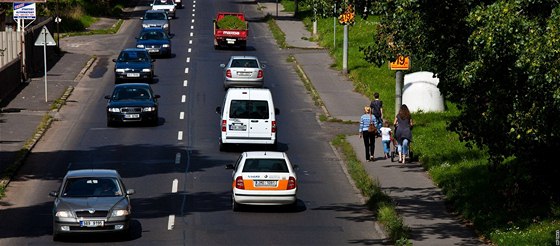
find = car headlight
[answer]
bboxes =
[115,69,125,73]
[162,44,170,48]
[111,209,130,217]
[55,211,73,218]
[143,107,156,112]
[163,24,169,29]
[142,68,151,72]
[142,24,149,28]
[136,44,145,48]
[108,107,121,113]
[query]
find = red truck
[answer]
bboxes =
[213,12,249,49]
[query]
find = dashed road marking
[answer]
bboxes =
[178,131,183,141]
[175,153,181,164]
[179,112,184,120]
[168,215,175,230]
[172,179,178,193]
[182,95,186,103]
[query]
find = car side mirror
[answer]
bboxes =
[225,164,234,169]
[275,108,280,115]
[126,189,136,195]
[112,59,117,62]
[151,59,156,62]
[150,3,154,6]
[220,64,226,68]
[261,64,266,69]
[140,17,144,20]
[49,191,58,197]
[168,17,172,20]
[154,95,161,99]
[215,106,222,114]
[104,95,111,99]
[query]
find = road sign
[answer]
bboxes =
[389,55,411,70]
[34,26,57,46]
[13,2,36,20]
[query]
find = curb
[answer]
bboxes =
[291,57,331,118]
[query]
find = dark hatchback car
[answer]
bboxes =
[49,169,135,241]
[105,83,160,127]
[136,28,172,58]
[113,48,155,83]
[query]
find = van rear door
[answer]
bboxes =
[227,99,250,139]
[246,100,271,140]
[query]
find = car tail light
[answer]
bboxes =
[221,120,227,132]
[257,70,263,78]
[271,121,276,133]
[287,177,296,190]
[235,176,245,189]
[226,69,232,78]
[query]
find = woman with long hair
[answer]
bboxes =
[393,104,413,164]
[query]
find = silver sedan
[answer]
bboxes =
[221,56,265,90]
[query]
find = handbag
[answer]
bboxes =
[368,115,377,133]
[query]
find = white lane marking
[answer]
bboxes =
[168,215,175,230]
[193,8,195,12]
[193,0,196,3]
[172,179,178,193]
[188,48,191,53]
[192,4,195,8]
[190,32,193,37]
[190,25,194,30]
[186,57,190,63]
[191,19,195,23]
[192,13,195,17]
[183,80,188,87]
[175,153,181,164]
[178,131,183,141]
[189,40,192,45]
[179,112,184,120]
[185,67,189,73]
[181,95,186,103]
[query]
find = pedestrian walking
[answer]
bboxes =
[370,92,383,136]
[359,106,377,161]
[379,120,392,159]
[393,104,413,164]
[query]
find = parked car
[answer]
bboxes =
[151,0,176,18]
[136,28,172,58]
[113,48,155,83]
[226,151,298,211]
[220,56,265,89]
[141,9,171,34]
[105,83,160,127]
[49,169,135,241]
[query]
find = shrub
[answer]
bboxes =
[217,15,246,30]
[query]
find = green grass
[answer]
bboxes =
[277,0,559,244]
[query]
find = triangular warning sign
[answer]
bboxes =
[34,26,56,46]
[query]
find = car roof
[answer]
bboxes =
[243,151,287,159]
[65,169,120,178]
[230,56,258,60]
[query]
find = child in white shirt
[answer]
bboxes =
[379,120,392,159]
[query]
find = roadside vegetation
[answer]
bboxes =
[279,0,559,245]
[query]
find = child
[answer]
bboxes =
[379,120,392,159]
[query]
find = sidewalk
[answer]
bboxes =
[258,2,482,245]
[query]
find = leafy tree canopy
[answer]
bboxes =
[362,0,560,169]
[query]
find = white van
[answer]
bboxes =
[216,88,279,151]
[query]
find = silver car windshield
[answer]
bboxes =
[230,59,258,68]
[62,177,123,197]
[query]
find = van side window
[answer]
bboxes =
[229,100,269,119]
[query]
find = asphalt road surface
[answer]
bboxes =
[0,0,383,244]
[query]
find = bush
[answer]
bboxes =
[217,15,246,30]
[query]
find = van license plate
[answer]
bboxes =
[80,220,104,227]
[230,124,246,131]
[254,180,277,187]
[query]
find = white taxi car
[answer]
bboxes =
[226,151,298,211]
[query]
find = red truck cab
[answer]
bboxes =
[213,12,248,49]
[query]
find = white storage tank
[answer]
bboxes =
[402,71,445,113]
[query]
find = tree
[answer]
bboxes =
[362,0,560,171]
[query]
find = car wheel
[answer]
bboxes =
[107,119,114,127]
[219,142,227,152]
[232,197,241,212]
[52,224,61,241]
[151,117,159,127]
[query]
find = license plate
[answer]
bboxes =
[226,38,236,44]
[124,114,140,119]
[80,220,104,227]
[148,49,158,53]
[237,72,251,76]
[229,124,246,131]
[126,73,140,77]
[254,180,277,187]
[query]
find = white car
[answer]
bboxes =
[151,0,176,18]
[226,151,298,211]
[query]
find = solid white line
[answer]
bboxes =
[175,153,181,164]
[172,179,178,193]
[185,67,189,73]
[179,112,184,120]
[178,131,183,141]
[188,48,191,53]
[168,215,175,230]
[181,95,186,103]
[183,80,188,87]
[186,57,190,63]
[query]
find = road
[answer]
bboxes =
[0,0,382,244]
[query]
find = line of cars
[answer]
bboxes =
[107,1,179,127]
[48,2,182,241]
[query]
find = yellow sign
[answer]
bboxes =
[389,55,411,70]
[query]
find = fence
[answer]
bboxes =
[0,30,21,68]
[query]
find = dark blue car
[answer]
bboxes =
[136,28,172,58]
[113,48,155,83]
[105,83,160,127]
